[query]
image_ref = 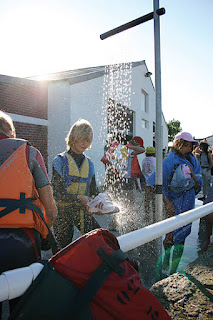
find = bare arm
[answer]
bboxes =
[128,145,145,155]
[38,185,57,227]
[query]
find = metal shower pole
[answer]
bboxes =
[154,0,163,221]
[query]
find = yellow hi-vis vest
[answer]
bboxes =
[59,152,95,196]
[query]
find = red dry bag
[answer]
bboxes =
[10,229,172,320]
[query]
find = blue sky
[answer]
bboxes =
[0,0,212,139]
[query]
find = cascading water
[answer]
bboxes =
[100,62,142,234]
[98,62,159,288]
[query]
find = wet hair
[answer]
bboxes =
[65,119,93,150]
[0,110,16,137]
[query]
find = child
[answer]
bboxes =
[142,147,156,220]
[52,119,100,248]
[52,119,118,249]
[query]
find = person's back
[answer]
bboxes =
[142,147,156,182]
[199,142,213,200]
[143,147,156,219]
[0,110,57,313]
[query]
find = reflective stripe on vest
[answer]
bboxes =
[0,140,49,238]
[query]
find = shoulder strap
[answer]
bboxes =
[168,164,183,199]
[52,153,66,177]
[168,163,179,188]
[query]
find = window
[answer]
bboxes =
[142,119,149,129]
[141,90,149,113]
[107,98,134,143]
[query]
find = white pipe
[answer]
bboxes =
[0,263,43,302]
[0,200,212,302]
[118,201,213,252]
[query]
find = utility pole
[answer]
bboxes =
[154,0,163,221]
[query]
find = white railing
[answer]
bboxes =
[0,200,212,302]
[118,200,212,252]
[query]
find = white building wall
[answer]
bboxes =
[131,65,155,152]
[48,80,71,176]
[69,77,107,187]
[162,116,169,152]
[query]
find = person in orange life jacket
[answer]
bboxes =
[125,136,145,191]
[51,119,101,249]
[0,111,57,314]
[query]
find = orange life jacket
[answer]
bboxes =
[0,140,49,239]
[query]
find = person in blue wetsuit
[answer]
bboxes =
[147,132,202,274]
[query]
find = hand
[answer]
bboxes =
[77,195,104,215]
[186,165,193,174]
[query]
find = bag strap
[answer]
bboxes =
[0,194,38,218]
[0,193,58,254]
[70,247,127,318]
[168,163,179,190]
